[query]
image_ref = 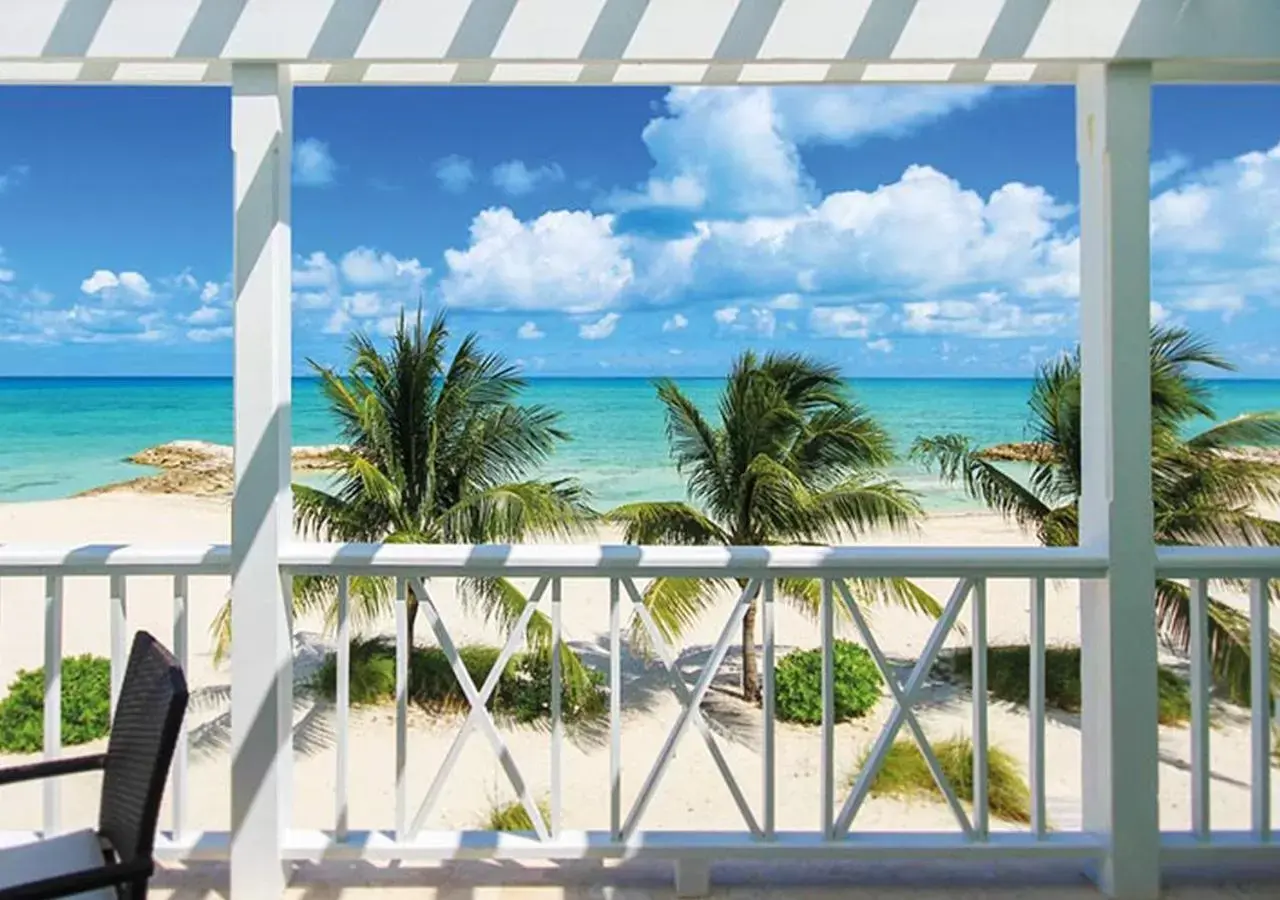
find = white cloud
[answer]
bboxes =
[809,305,885,339]
[187,326,233,343]
[750,307,776,337]
[713,306,739,326]
[340,247,429,289]
[80,269,153,302]
[294,138,336,187]
[1172,288,1246,321]
[866,338,894,354]
[579,312,620,340]
[1150,152,1189,188]
[200,281,222,303]
[769,292,802,310]
[609,86,989,218]
[186,305,224,325]
[662,165,1076,305]
[434,155,474,193]
[517,321,545,340]
[662,312,688,332]
[492,160,565,196]
[441,207,634,313]
[0,164,28,194]
[1150,301,1172,325]
[901,291,1068,338]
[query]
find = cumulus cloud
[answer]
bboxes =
[579,312,620,340]
[492,160,565,196]
[662,313,688,332]
[609,86,989,218]
[294,138,336,187]
[80,269,153,302]
[769,293,802,310]
[434,155,475,193]
[441,208,634,313]
[809,305,886,339]
[1150,152,1189,188]
[866,338,894,354]
[517,321,545,340]
[713,306,739,326]
[901,291,1068,338]
[339,247,429,289]
[187,326,233,343]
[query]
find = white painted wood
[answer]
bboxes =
[762,578,776,840]
[1076,61,1160,900]
[1157,547,1280,578]
[621,579,761,838]
[0,543,231,574]
[109,574,127,714]
[281,542,1109,579]
[621,580,760,839]
[172,574,189,840]
[336,576,350,840]
[833,580,973,838]
[1030,577,1048,838]
[820,579,834,838]
[836,579,973,837]
[229,61,293,900]
[406,578,550,839]
[1,0,1279,83]
[551,577,562,838]
[395,578,408,840]
[410,577,550,841]
[1249,578,1270,840]
[972,579,989,840]
[1190,579,1211,839]
[674,858,712,897]
[43,575,62,837]
[609,578,622,840]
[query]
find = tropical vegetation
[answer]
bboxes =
[913,326,1280,699]
[774,640,883,724]
[0,655,111,753]
[606,352,939,702]
[212,312,596,691]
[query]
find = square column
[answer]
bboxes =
[230,62,294,899]
[1076,62,1160,899]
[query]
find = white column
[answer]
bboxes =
[230,62,293,900]
[1076,63,1160,900]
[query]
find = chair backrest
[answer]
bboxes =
[98,631,189,866]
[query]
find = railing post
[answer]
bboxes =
[230,61,293,900]
[1075,62,1160,900]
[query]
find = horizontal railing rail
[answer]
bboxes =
[1,541,1277,875]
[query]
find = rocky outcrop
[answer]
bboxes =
[975,441,1280,465]
[977,442,1056,463]
[81,440,345,497]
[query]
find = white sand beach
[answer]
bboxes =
[0,492,1272,839]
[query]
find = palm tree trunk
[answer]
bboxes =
[741,592,761,703]
[406,582,420,648]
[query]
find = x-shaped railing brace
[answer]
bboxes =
[405,576,552,840]
[832,577,976,839]
[619,577,763,840]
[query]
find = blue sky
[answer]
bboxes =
[0,83,1278,377]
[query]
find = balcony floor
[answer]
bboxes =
[149,859,1280,899]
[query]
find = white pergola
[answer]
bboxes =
[3,2,1280,899]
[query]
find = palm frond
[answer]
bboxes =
[911,434,1053,532]
[604,502,727,545]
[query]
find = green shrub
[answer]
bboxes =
[0,655,112,753]
[483,796,552,832]
[309,637,606,722]
[774,640,883,725]
[949,644,1192,726]
[856,735,1031,824]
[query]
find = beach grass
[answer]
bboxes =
[308,636,608,723]
[483,796,553,832]
[855,735,1032,824]
[949,645,1192,726]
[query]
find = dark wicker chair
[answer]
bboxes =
[0,631,189,900]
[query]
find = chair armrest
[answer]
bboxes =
[0,755,106,786]
[0,859,152,900]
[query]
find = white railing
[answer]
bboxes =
[0,542,1276,877]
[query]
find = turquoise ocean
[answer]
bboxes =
[2,378,1279,512]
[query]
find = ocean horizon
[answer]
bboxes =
[3,375,1279,511]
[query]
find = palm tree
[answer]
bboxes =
[213,311,594,664]
[606,352,939,702]
[912,326,1280,698]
